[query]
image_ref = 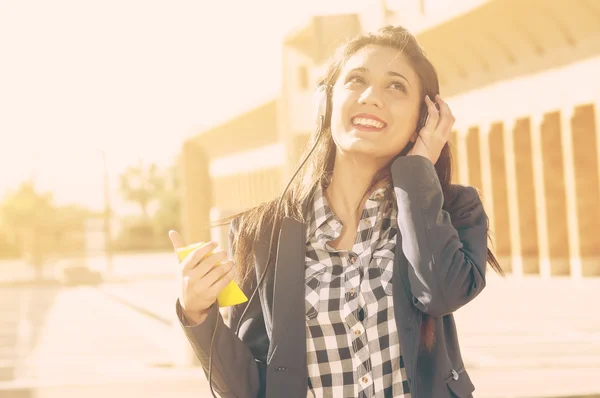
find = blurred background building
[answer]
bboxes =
[176,4,600,393]
[181,0,600,280]
[2,0,600,397]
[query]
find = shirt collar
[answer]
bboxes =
[306,174,337,240]
[306,173,390,241]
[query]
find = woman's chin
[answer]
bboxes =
[335,134,405,161]
[348,126,387,138]
[337,138,384,157]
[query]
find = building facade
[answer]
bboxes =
[180,0,600,278]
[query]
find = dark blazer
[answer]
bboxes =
[177,155,488,398]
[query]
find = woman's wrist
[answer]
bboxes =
[407,142,438,164]
[182,306,211,327]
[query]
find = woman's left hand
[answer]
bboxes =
[408,94,455,164]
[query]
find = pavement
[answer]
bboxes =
[454,274,600,398]
[0,254,599,398]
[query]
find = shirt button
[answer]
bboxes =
[349,288,356,294]
[364,219,371,225]
[362,376,369,383]
[354,329,361,336]
[348,253,357,264]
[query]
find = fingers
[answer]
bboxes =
[423,95,439,132]
[201,259,234,288]
[208,268,235,297]
[169,230,185,250]
[411,94,454,164]
[434,94,455,138]
[192,249,228,278]
[188,259,235,301]
[182,241,219,273]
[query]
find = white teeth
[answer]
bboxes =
[352,117,385,128]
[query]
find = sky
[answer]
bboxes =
[0,0,369,213]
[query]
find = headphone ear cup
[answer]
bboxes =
[313,82,331,126]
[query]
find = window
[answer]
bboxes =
[298,65,309,90]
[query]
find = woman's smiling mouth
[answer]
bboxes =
[350,113,387,132]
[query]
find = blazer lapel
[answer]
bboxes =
[267,216,307,362]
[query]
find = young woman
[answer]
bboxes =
[170,25,502,398]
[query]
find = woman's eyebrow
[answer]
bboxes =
[387,70,411,87]
[347,67,411,87]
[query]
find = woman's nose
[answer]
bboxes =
[358,86,384,108]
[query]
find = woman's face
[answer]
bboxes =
[330,44,422,163]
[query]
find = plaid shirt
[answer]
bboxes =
[304,175,411,398]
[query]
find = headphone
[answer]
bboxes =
[312,80,332,127]
[206,81,330,398]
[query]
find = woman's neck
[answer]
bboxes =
[324,152,387,226]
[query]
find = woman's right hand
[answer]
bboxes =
[169,230,236,326]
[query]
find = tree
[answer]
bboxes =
[0,181,55,275]
[118,161,165,219]
[117,162,180,251]
[152,164,181,245]
[0,229,20,258]
[0,180,90,278]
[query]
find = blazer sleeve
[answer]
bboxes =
[175,217,268,397]
[391,155,489,318]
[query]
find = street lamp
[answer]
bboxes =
[101,150,113,274]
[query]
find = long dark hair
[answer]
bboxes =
[212,25,502,351]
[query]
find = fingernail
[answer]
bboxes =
[425,95,430,102]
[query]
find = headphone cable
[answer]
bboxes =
[207,116,326,398]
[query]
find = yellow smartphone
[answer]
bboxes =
[176,242,248,307]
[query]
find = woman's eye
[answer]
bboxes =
[346,76,364,84]
[389,82,407,92]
